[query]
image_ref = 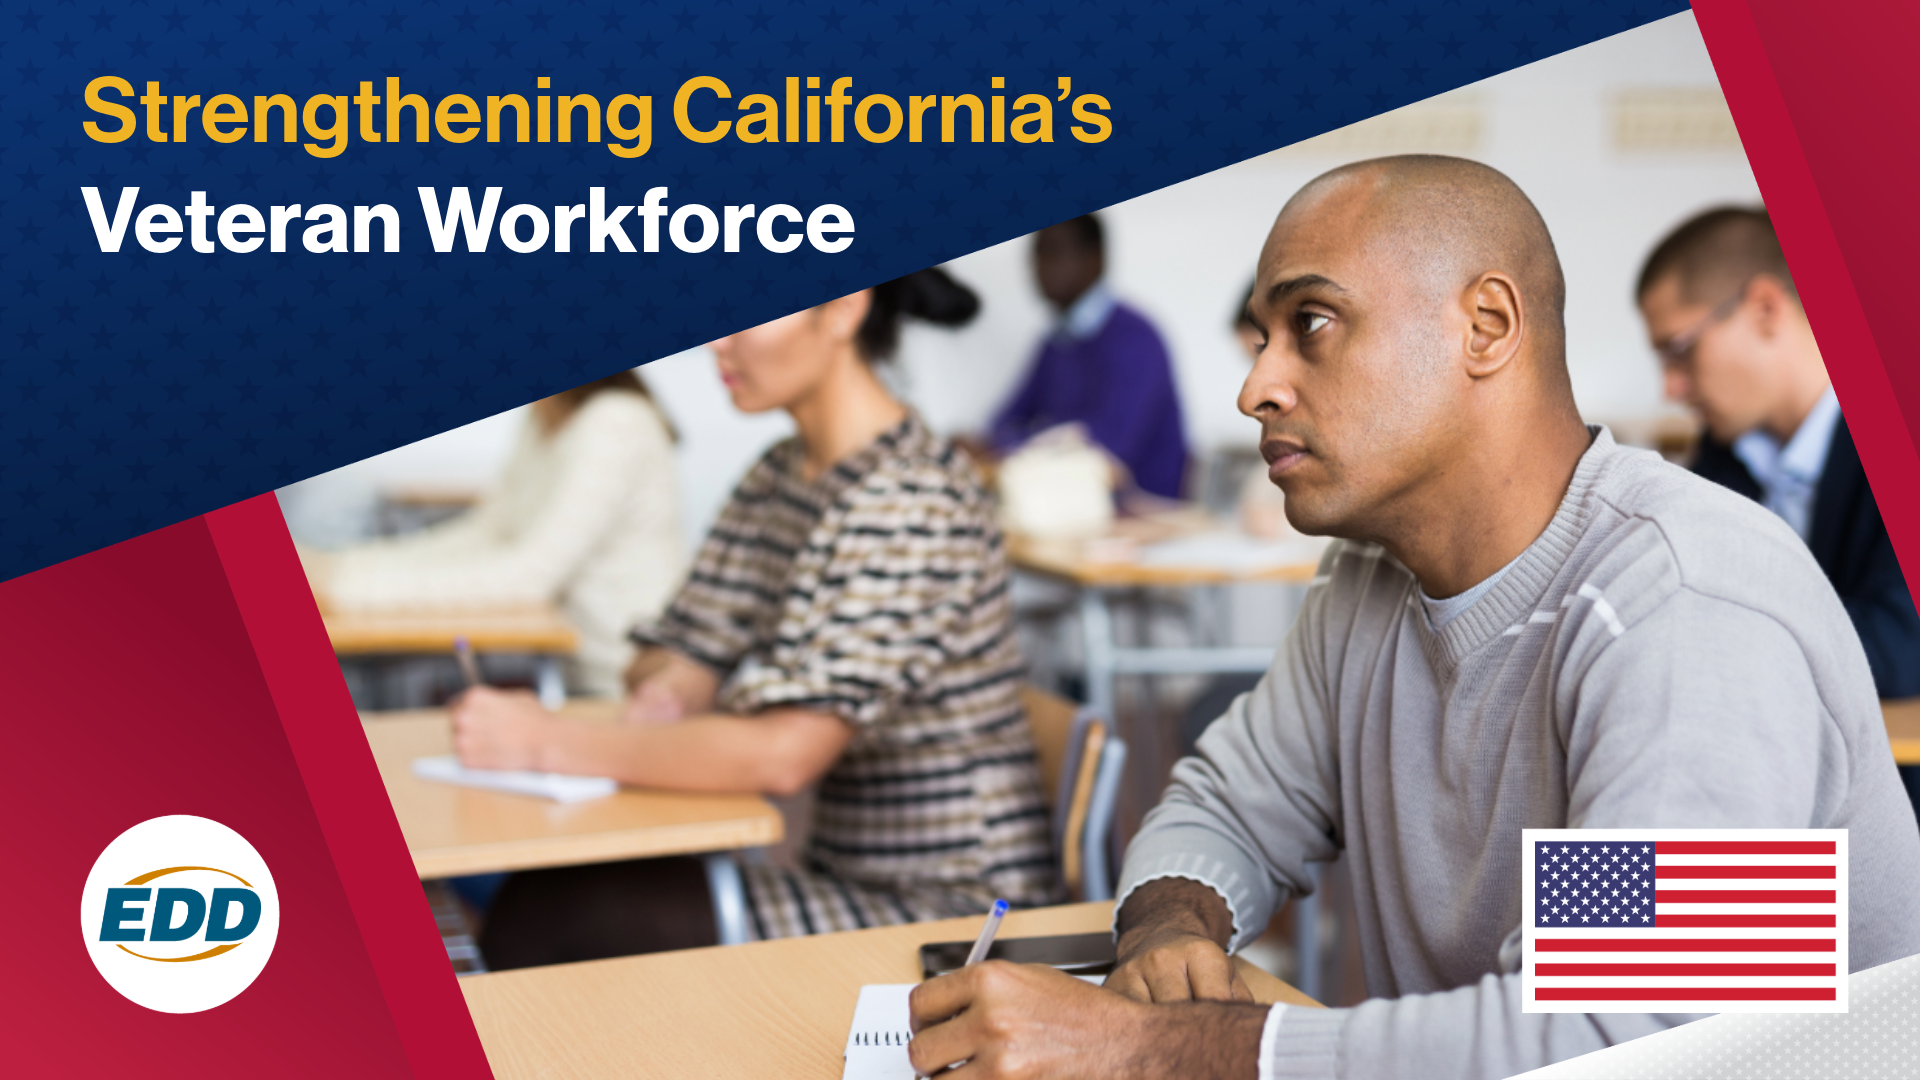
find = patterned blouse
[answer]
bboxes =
[635,413,1061,938]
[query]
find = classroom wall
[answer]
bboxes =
[283,11,1758,550]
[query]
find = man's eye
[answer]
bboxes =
[1298,312,1330,336]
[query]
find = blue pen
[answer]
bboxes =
[915,900,1010,1078]
[963,899,1010,967]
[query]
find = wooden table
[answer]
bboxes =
[1007,520,1327,726]
[363,704,784,879]
[1885,698,1920,765]
[461,900,1317,1079]
[324,604,579,706]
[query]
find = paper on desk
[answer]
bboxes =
[411,754,618,804]
[843,977,1104,1079]
[1134,531,1329,574]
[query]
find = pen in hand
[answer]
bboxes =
[453,635,485,689]
[912,899,1009,1077]
[963,899,1010,967]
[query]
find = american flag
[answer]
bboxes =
[1521,829,1848,1013]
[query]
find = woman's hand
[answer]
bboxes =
[624,678,688,725]
[621,648,720,725]
[450,686,554,771]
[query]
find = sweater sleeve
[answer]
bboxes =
[1115,559,1342,951]
[325,395,670,611]
[1262,589,1840,1080]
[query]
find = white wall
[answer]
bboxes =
[285,11,1757,548]
[901,10,1758,452]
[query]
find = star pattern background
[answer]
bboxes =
[0,0,1685,582]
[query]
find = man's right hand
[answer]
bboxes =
[1106,878,1253,1004]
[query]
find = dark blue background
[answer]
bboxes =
[1,0,1686,583]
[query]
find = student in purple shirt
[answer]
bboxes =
[987,214,1191,499]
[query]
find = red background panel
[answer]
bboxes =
[1694,0,1920,589]
[0,498,488,1076]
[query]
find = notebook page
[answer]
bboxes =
[411,754,618,804]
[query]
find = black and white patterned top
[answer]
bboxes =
[635,412,1061,937]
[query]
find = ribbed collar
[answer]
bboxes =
[1415,426,1617,677]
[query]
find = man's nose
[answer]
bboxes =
[1238,348,1297,418]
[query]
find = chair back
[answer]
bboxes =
[1017,685,1128,902]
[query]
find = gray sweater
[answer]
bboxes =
[1118,429,1920,1080]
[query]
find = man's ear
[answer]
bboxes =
[1464,271,1524,379]
[1747,274,1796,341]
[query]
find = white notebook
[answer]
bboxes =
[842,985,917,1080]
[842,977,1104,1079]
[410,754,618,804]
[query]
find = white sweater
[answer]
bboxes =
[325,390,684,696]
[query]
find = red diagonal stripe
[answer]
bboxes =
[1657,866,1835,879]
[1536,963,1835,977]
[1655,841,1835,855]
[1656,889,1834,904]
[1534,988,1835,1001]
[1534,938,1836,952]
[1658,914,1835,928]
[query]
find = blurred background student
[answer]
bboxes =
[451,270,1062,969]
[300,372,683,699]
[1636,207,1920,699]
[984,213,1190,499]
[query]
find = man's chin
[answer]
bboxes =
[1280,496,1348,539]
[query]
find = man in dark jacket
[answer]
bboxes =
[1637,206,1920,701]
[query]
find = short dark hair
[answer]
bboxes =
[1055,213,1103,254]
[1637,206,1797,305]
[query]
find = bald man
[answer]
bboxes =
[905,157,1920,1079]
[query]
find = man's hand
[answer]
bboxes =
[1108,878,1252,1004]
[449,686,552,770]
[907,961,1266,1079]
[909,962,1145,1079]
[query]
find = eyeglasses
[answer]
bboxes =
[1653,281,1751,369]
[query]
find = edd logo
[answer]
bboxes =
[80,815,279,1013]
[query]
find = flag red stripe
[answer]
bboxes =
[1535,963,1835,977]
[1658,914,1835,927]
[1534,938,1835,952]
[1655,890,1834,903]
[1655,841,1835,855]
[1656,865,1835,879]
[1534,987,1835,1001]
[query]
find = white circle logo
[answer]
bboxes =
[79,815,280,1013]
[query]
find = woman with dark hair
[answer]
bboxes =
[453,269,1062,967]
[305,370,682,697]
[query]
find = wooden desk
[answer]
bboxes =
[326,604,579,706]
[1009,532,1325,588]
[461,900,1317,1079]
[1885,698,1920,765]
[324,605,579,656]
[363,704,784,878]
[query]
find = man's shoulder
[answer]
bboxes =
[1583,440,1823,602]
[1103,301,1171,347]
[1569,442,1867,690]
